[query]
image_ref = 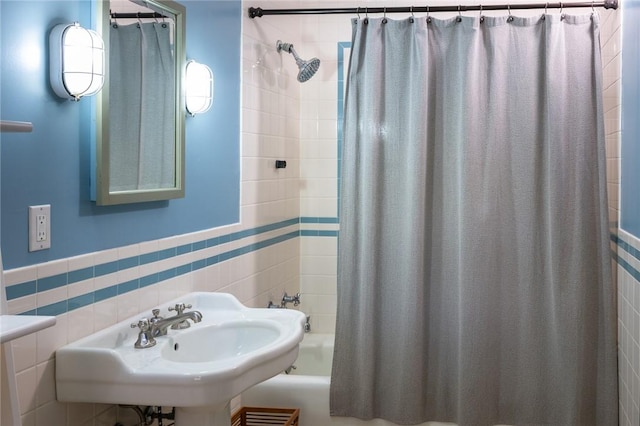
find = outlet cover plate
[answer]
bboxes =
[29,205,51,252]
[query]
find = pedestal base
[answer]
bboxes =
[175,402,231,426]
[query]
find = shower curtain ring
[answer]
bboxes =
[410,6,415,22]
[357,6,361,19]
[364,7,369,24]
[110,12,119,28]
[507,4,514,22]
[479,4,484,22]
[382,7,388,23]
[560,2,565,19]
[426,5,432,23]
[457,5,462,22]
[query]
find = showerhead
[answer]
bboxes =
[296,57,320,83]
[276,40,321,83]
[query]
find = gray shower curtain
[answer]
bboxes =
[109,22,175,191]
[330,13,618,426]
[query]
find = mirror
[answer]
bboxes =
[95,0,185,205]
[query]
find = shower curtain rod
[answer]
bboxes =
[248,0,617,18]
[110,11,166,19]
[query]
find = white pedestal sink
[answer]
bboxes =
[55,292,306,426]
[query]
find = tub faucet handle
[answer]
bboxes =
[281,292,301,307]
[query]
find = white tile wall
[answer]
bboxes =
[300,236,338,332]
[242,0,302,230]
[297,7,345,333]
[616,231,640,426]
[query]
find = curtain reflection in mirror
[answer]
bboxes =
[109,22,175,191]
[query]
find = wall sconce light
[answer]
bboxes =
[185,60,214,116]
[49,22,105,101]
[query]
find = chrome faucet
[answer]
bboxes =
[151,309,202,337]
[130,305,203,349]
[167,303,199,330]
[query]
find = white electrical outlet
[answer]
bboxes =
[29,205,51,252]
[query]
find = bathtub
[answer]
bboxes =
[242,333,454,426]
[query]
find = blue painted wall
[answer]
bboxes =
[622,0,640,237]
[0,0,241,269]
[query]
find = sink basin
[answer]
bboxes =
[161,321,280,363]
[55,292,306,414]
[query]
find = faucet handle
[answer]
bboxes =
[168,303,192,315]
[130,318,156,349]
[168,303,195,330]
[131,318,151,331]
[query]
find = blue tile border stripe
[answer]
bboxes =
[68,267,93,284]
[68,293,94,312]
[611,233,640,262]
[38,273,67,292]
[5,217,340,315]
[300,230,339,237]
[5,280,36,300]
[13,214,637,319]
[11,214,635,318]
[611,233,640,281]
[95,285,117,302]
[37,300,68,316]
[301,217,339,224]
[613,250,640,282]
